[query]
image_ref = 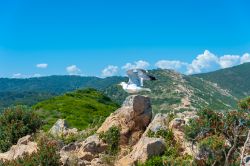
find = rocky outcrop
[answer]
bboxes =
[143,113,169,134]
[117,137,165,166]
[59,95,153,165]
[97,95,152,145]
[0,135,37,161]
[170,111,198,156]
[60,134,108,165]
[117,113,168,166]
[49,119,78,137]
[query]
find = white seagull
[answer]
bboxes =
[119,69,156,94]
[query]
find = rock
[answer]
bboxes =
[176,111,198,125]
[117,137,165,166]
[49,119,78,137]
[116,114,168,165]
[0,135,38,161]
[60,134,108,165]
[170,111,198,156]
[91,158,104,166]
[143,113,169,135]
[97,95,152,145]
[169,118,185,130]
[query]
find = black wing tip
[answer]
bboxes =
[149,75,157,80]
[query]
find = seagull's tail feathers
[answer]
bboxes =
[143,88,151,92]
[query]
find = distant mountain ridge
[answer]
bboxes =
[1,63,250,112]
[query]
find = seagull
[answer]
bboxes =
[118,69,156,94]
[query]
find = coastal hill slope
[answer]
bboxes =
[194,62,250,98]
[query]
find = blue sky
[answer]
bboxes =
[0,0,250,77]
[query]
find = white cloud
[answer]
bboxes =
[66,65,82,75]
[187,50,219,74]
[122,60,150,70]
[240,53,250,64]
[102,65,119,77]
[155,60,187,70]
[12,73,42,78]
[219,55,240,68]
[33,73,42,77]
[12,73,23,78]
[36,63,48,68]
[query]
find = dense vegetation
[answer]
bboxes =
[0,106,42,152]
[33,88,119,131]
[195,62,250,98]
[184,102,250,165]
[0,75,126,110]
[0,135,61,166]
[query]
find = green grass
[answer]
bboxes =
[33,88,119,131]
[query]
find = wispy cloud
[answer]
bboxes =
[12,73,42,78]
[122,60,150,70]
[102,65,119,77]
[240,53,250,64]
[36,63,48,69]
[12,73,23,78]
[155,60,188,70]
[66,65,82,75]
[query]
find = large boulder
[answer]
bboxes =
[49,119,78,137]
[97,95,152,145]
[117,137,165,166]
[0,135,38,161]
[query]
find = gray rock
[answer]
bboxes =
[49,119,78,137]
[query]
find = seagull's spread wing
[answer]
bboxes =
[127,69,141,86]
[127,69,156,87]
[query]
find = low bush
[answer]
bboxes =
[99,126,120,155]
[0,106,42,152]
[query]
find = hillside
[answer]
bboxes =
[105,69,237,113]
[194,62,250,99]
[33,88,119,130]
[0,75,126,110]
[0,68,242,113]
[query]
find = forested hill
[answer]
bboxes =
[0,75,126,110]
[194,62,250,99]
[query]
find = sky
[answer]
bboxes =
[0,0,250,78]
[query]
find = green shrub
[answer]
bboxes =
[0,136,61,166]
[99,126,120,155]
[137,156,163,166]
[0,106,42,152]
[198,135,225,165]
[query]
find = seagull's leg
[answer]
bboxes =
[140,78,144,87]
